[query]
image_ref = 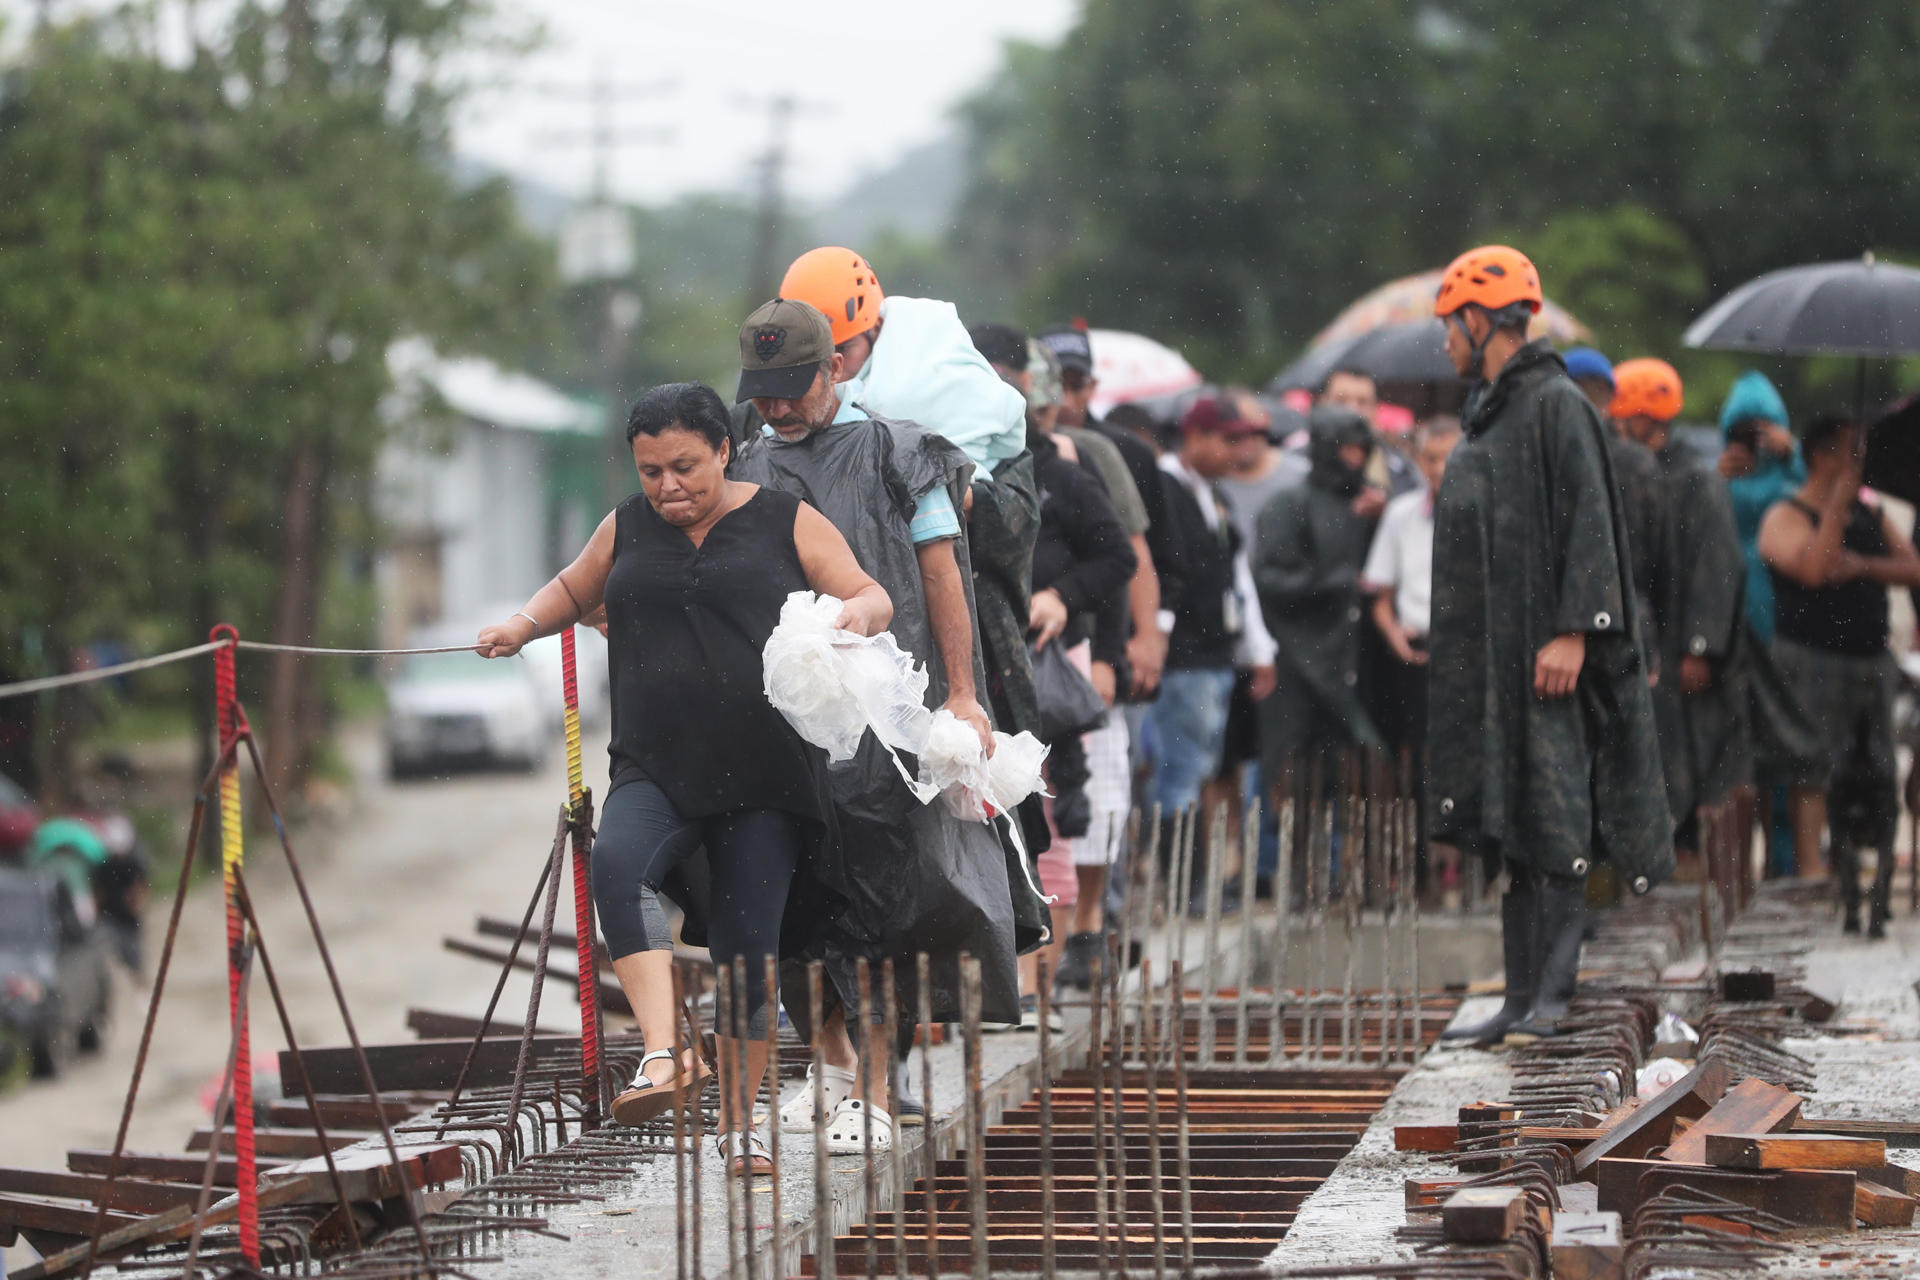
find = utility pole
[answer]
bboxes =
[737,92,830,302]
[528,68,674,507]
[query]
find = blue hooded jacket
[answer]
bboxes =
[1719,371,1805,641]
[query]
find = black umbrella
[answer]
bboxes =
[1683,254,1920,357]
[1269,319,1463,395]
[1864,393,1920,508]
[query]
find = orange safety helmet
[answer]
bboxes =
[1433,245,1544,319]
[780,247,884,346]
[1609,358,1684,423]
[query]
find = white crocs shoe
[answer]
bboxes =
[780,1062,856,1133]
[824,1096,893,1155]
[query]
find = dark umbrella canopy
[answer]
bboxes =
[1683,255,1920,357]
[1269,319,1463,394]
[1864,393,1920,508]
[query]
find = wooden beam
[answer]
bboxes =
[1393,1125,1457,1153]
[186,1126,372,1159]
[1661,1078,1802,1165]
[1704,1133,1886,1171]
[1793,1118,1920,1148]
[1573,1057,1730,1178]
[260,1142,464,1204]
[65,1150,289,1186]
[1549,1210,1624,1280]
[1855,1180,1917,1228]
[0,1169,207,1216]
[1441,1187,1525,1243]
[1593,1157,1856,1227]
[278,1035,578,1093]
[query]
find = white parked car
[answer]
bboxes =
[385,645,549,779]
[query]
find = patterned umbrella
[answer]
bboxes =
[1307,268,1592,351]
[1088,329,1205,418]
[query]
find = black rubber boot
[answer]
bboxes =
[1505,875,1586,1042]
[1055,931,1101,991]
[1868,846,1895,941]
[1440,882,1534,1046]
[1838,838,1863,935]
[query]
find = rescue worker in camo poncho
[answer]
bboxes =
[1427,246,1674,1048]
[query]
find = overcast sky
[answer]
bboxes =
[451,0,1079,208]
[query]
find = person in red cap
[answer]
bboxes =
[1149,395,1276,906]
[1428,246,1671,1046]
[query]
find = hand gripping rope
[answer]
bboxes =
[561,627,604,1128]
[210,624,260,1267]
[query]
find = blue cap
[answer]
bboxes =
[1719,369,1789,433]
[1563,346,1614,387]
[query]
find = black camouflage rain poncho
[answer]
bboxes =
[732,412,1041,1024]
[1428,341,1674,890]
[1644,439,1751,823]
[1606,432,1662,651]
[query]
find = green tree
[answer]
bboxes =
[0,3,560,803]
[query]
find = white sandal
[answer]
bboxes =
[824,1096,893,1155]
[780,1062,856,1133]
[714,1129,774,1176]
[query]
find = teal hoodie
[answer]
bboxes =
[1719,371,1805,642]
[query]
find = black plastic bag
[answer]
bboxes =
[1033,639,1107,741]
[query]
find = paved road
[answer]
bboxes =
[1,724,604,1271]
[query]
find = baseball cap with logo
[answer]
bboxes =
[1037,325,1094,374]
[736,298,835,404]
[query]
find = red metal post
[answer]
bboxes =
[210,623,258,1265]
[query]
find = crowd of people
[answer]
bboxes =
[473,240,1916,1173]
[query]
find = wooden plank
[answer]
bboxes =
[1793,1118,1920,1148]
[0,1169,208,1215]
[1573,1057,1730,1178]
[8,1174,322,1280]
[1549,1210,1624,1280]
[440,937,630,1014]
[1393,1124,1457,1153]
[0,1193,143,1238]
[65,1150,289,1186]
[1661,1078,1802,1165]
[1855,1180,1917,1228]
[261,1141,464,1204]
[267,1096,423,1128]
[4,1205,194,1280]
[1704,1132,1886,1171]
[405,1007,564,1039]
[186,1126,372,1158]
[1594,1157,1856,1227]
[1441,1187,1524,1243]
[278,1035,577,1094]
[1859,1163,1920,1198]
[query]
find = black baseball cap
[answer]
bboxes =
[1038,325,1094,374]
[736,298,835,404]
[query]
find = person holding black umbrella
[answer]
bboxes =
[1758,414,1920,937]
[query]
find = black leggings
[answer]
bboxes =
[591,780,803,1037]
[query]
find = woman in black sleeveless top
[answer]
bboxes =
[478,383,889,1173]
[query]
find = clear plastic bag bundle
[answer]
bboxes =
[763,590,930,761]
[765,591,1049,821]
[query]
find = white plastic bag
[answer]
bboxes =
[986,730,1050,813]
[763,593,1051,823]
[1636,1056,1690,1099]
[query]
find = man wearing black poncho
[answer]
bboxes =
[1427,246,1674,1048]
[730,296,1042,1153]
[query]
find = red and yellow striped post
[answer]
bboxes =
[561,627,603,1127]
[209,624,259,1265]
